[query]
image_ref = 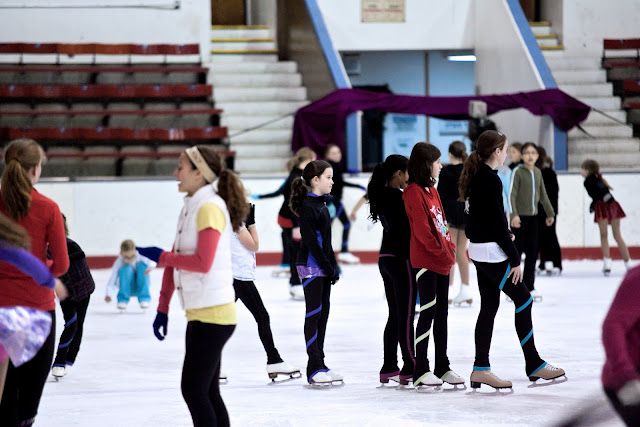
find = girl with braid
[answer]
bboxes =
[403,142,464,388]
[459,130,565,390]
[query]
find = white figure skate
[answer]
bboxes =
[267,361,301,383]
[452,285,472,307]
[337,252,360,264]
[440,370,466,389]
[414,372,443,392]
[51,365,66,381]
[603,257,612,276]
[219,371,228,385]
[289,285,305,301]
[272,264,291,278]
[530,289,543,302]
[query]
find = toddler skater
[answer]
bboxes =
[105,239,153,310]
[459,130,564,390]
[51,214,95,380]
[230,202,300,381]
[367,155,416,385]
[403,142,463,388]
[324,144,366,264]
[581,159,631,275]
[509,142,555,300]
[289,160,342,386]
[437,141,471,306]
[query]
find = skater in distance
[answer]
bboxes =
[104,239,153,311]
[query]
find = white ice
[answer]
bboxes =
[37,260,629,426]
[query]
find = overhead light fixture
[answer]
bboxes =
[447,55,476,62]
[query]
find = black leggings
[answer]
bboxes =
[378,256,416,375]
[330,200,351,253]
[537,212,562,271]
[512,215,538,290]
[413,268,450,381]
[181,321,235,427]
[473,260,545,375]
[0,310,56,427]
[604,387,640,426]
[53,296,91,367]
[302,276,331,380]
[233,279,282,365]
[282,228,301,286]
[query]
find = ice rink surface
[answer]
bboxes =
[37,260,630,426]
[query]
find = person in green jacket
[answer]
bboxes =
[509,142,554,300]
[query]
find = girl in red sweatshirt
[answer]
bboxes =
[403,142,464,388]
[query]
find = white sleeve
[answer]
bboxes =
[105,256,124,298]
[135,253,156,268]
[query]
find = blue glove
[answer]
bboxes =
[136,246,164,263]
[153,311,168,341]
[249,194,260,200]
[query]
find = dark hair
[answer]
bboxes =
[186,145,249,232]
[1,138,46,221]
[582,158,612,189]
[511,142,523,152]
[407,142,441,188]
[458,130,507,201]
[0,212,30,250]
[324,144,340,158]
[368,155,409,222]
[448,140,468,161]
[521,142,538,157]
[286,147,316,172]
[289,160,332,216]
[535,146,547,169]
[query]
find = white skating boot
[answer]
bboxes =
[267,361,301,382]
[337,252,360,264]
[452,285,472,306]
[326,369,344,385]
[544,261,554,275]
[603,257,612,276]
[624,260,633,271]
[309,371,333,386]
[414,371,443,390]
[51,365,66,380]
[272,264,291,278]
[530,289,542,302]
[219,370,228,385]
[117,302,127,311]
[440,370,465,386]
[140,301,149,309]
[289,285,305,301]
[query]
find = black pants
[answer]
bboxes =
[413,268,450,381]
[181,321,235,427]
[302,276,331,380]
[513,215,538,290]
[330,200,351,253]
[233,279,282,365]
[604,387,640,426]
[282,227,301,286]
[53,296,91,367]
[281,228,290,266]
[379,256,416,376]
[473,260,545,375]
[0,310,56,427]
[537,213,562,271]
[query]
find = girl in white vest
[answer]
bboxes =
[137,146,248,427]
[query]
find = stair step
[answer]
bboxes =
[568,125,633,138]
[569,151,640,169]
[235,157,288,173]
[215,87,307,102]
[211,25,269,29]
[568,137,639,153]
[530,26,552,36]
[535,34,558,39]
[211,73,302,87]
[229,128,293,144]
[223,114,294,130]
[212,47,278,54]
[554,70,607,84]
[560,83,613,97]
[233,142,291,158]
[540,44,563,50]
[220,101,308,115]
[211,54,278,63]
[210,61,297,73]
[576,96,621,110]
[529,21,551,26]
[211,28,271,39]
[544,56,601,69]
[582,109,627,125]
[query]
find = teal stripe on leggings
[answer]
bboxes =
[499,265,512,290]
[520,329,533,347]
[515,295,533,313]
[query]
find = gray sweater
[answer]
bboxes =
[509,165,555,219]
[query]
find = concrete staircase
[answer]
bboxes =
[209,25,308,174]
[530,21,564,51]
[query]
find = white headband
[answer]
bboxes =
[185,147,216,183]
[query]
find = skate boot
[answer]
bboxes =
[624,260,633,271]
[528,363,565,382]
[544,261,554,275]
[470,369,512,390]
[219,370,228,385]
[326,369,344,385]
[380,370,400,384]
[530,289,542,302]
[309,371,333,387]
[272,264,291,278]
[289,285,305,301]
[399,373,413,386]
[453,285,472,306]
[603,257,612,276]
[140,301,149,309]
[51,365,66,381]
[440,370,465,386]
[337,251,360,264]
[267,361,301,382]
[117,302,127,311]
[414,372,443,390]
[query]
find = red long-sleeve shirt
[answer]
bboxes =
[0,188,69,311]
[403,183,456,275]
[602,266,640,391]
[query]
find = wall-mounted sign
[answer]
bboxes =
[361,0,405,23]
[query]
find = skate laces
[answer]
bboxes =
[543,363,560,372]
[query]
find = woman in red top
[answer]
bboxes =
[0,138,69,427]
[403,142,463,388]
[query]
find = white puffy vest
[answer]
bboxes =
[173,185,234,310]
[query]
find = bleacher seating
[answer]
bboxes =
[0,42,231,177]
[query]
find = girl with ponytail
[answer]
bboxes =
[0,138,69,426]
[367,155,417,385]
[136,145,247,426]
[289,160,342,386]
[460,130,565,390]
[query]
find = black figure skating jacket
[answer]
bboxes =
[296,193,338,277]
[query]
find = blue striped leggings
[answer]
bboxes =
[473,260,545,376]
[302,276,331,380]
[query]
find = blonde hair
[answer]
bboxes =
[286,147,316,172]
[1,139,46,221]
[120,239,135,252]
